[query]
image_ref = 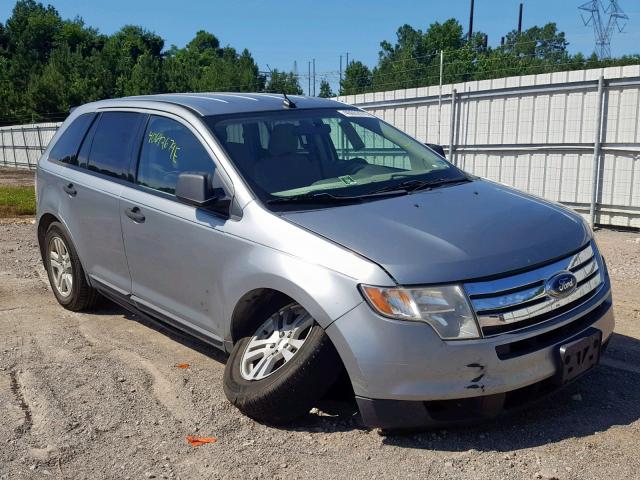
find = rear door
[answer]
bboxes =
[119,113,236,340]
[59,111,145,295]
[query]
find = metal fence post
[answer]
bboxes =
[10,128,17,168]
[35,125,44,169]
[36,125,43,152]
[1,130,5,167]
[589,76,605,228]
[448,89,457,165]
[21,126,30,169]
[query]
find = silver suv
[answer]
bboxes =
[36,93,614,429]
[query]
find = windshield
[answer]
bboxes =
[204,108,468,209]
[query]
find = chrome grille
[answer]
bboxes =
[464,243,603,336]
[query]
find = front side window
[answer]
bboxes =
[87,112,142,179]
[137,116,215,195]
[49,113,96,165]
[205,108,466,209]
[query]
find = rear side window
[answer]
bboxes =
[49,113,96,165]
[87,112,142,179]
[137,116,215,195]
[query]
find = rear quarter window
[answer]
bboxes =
[87,112,143,179]
[48,113,96,165]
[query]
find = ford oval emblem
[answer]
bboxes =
[546,271,578,298]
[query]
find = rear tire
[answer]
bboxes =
[44,222,99,311]
[224,299,342,424]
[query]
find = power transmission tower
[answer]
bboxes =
[579,0,629,59]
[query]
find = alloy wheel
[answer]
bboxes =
[48,236,73,298]
[240,304,314,381]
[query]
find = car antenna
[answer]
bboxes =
[282,91,296,109]
[266,64,296,109]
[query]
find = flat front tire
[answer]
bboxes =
[224,301,342,424]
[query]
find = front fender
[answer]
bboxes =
[220,246,367,341]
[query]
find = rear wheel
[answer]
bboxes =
[44,222,99,311]
[224,300,342,424]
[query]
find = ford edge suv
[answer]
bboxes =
[36,93,614,429]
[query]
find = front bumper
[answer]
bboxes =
[325,281,614,430]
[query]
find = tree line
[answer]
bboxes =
[341,20,640,95]
[1,0,638,124]
[0,0,303,124]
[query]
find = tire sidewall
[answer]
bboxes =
[44,223,83,307]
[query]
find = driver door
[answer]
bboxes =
[119,114,234,339]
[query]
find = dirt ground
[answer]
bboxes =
[1,217,639,479]
[0,168,35,187]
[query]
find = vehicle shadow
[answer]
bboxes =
[89,301,228,364]
[87,301,640,444]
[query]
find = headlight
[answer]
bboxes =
[359,284,480,339]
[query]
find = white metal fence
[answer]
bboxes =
[2,66,639,228]
[0,122,61,169]
[339,65,640,229]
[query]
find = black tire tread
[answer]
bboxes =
[45,222,99,312]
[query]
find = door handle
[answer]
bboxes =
[125,206,146,223]
[63,183,77,197]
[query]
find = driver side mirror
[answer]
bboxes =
[175,172,230,216]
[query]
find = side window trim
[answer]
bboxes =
[127,113,150,183]
[77,112,100,169]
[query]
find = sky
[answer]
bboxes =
[2,0,639,94]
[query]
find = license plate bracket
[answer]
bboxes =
[555,328,602,385]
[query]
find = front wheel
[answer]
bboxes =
[224,301,342,424]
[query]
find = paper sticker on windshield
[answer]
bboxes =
[338,109,374,118]
[339,175,357,185]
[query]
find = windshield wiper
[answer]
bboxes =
[370,177,470,194]
[267,189,407,205]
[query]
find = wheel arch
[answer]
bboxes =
[37,211,91,286]
[37,212,61,262]
[229,288,291,343]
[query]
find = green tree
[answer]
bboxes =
[125,51,162,95]
[318,79,334,98]
[100,25,164,97]
[266,69,302,94]
[341,61,372,95]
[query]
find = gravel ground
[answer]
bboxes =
[0,219,639,480]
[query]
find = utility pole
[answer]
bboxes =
[308,61,311,96]
[438,50,444,144]
[468,0,475,41]
[312,58,316,96]
[345,52,349,68]
[518,3,523,34]
[339,55,343,95]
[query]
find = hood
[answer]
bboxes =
[281,180,591,284]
